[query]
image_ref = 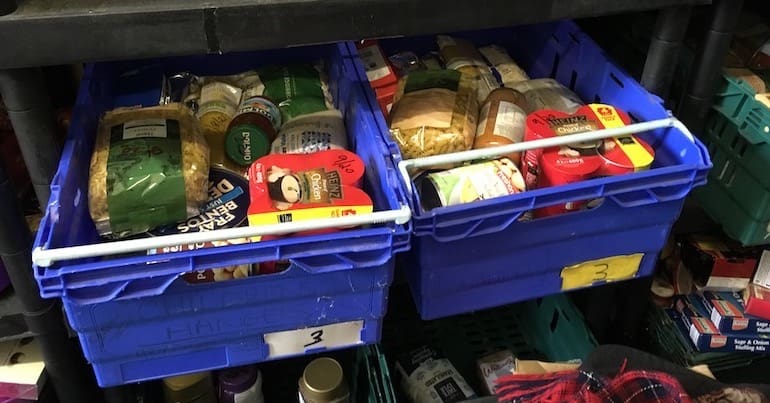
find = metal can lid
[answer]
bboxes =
[299,357,348,401]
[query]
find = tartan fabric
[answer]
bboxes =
[496,369,692,403]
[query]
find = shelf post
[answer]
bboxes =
[0,68,62,208]
[641,6,693,101]
[0,70,100,403]
[677,0,744,133]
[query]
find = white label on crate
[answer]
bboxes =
[264,320,364,358]
[753,250,770,288]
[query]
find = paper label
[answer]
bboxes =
[754,250,770,288]
[493,101,526,141]
[121,118,168,139]
[560,254,643,290]
[705,276,750,291]
[359,44,393,83]
[264,320,363,358]
[198,82,241,118]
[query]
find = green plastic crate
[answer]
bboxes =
[382,286,596,398]
[647,305,765,373]
[695,108,770,245]
[712,74,770,144]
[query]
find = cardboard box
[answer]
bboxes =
[375,83,396,118]
[512,359,581,374]
[0,338,46,400]
[744,283,770,321]
[476,350,515,395]
[752,250,770,289]
[699,291,770,335]
[681,235,758,291]
[674,296,770,353]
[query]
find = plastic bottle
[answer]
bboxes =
[218,366,264,403]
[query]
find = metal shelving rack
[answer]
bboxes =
[0,0,741,401]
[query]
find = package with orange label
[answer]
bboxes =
[247,149,373,234]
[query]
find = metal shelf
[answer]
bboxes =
[0,0,709,69]
[0,1,738,402]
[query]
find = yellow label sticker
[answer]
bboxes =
[589,104,625,129]
[560,253,644,291]
[588,104,653,171]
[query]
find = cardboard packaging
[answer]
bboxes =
[0,338,46,401]
[752,250,770,289]
[698,291,770,335]
[476,350,516,395]
[673,296,770,353]
[681,235,758,291]
[744,283,770,321]
[512,359,581,374]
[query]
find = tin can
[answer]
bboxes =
[419,158,526,210]
[596,135,655,176]
[522,108,602,189]
[535,146,603,217]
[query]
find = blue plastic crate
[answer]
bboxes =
[351,21,711,319]
[64,259,393,386]
[32,42,410,386]
[32,42,410,303]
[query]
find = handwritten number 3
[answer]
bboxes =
[593,263,609,282]
[304,330,324,348]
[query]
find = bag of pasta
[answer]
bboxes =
[89,103,210,239]
[389,70,479,159]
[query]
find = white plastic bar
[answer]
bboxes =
[397,117,684,196]
[32,205,412,267]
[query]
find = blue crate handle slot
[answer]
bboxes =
[32,206,410,268]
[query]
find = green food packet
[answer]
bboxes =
[260,64,325,103]
[106,119,187,235]
[278,96,328,123]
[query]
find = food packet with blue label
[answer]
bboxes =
[88,103,210,239]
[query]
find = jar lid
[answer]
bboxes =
[299,357,348,401]
[226,124,273,166]
[219,366,258,394]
